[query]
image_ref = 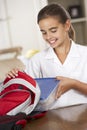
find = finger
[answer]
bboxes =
[55,84,62,99]
[11,69,18,76]
[56,76,64,80]
[5,68,18,78]
[55,90,62,99]
[6,72,15,78]
[6,73,12,78]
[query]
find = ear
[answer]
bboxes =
[65,19,71,31]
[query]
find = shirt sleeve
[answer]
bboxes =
[25,56,42,78]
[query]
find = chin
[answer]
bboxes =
[51,44,58,48]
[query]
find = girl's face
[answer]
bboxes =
[38,17,70,48]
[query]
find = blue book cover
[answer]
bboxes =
[35,78,60,100]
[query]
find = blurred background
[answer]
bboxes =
[0,0,47,55]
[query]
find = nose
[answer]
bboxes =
[45,32,52,40]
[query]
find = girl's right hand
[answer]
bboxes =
[6,68,19,78]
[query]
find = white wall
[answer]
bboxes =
[0,0,48,54]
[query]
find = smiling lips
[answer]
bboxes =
[48,38,58,46]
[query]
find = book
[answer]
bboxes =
[35,78,60,100]
[35,78,60,111]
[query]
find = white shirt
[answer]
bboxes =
[26,40,87,109]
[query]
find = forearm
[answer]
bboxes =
[73,80,87,95]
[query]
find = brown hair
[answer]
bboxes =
[37,4,75,41]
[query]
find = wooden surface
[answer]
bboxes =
[23,104,87,130]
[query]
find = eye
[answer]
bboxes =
[41,30,47,35]
[51,29,57,33]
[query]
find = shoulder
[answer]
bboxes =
[75,43,87,55]
[29,47,51,61]
[72,41,87,56]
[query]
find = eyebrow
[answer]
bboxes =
[40,29,45,32]
[40,27,58,32]
[49,27,58,31]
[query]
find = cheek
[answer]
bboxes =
[59,28,67,37]
[41,35,47,42]
[42,35,46,40]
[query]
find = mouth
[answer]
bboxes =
[48,39,58,46]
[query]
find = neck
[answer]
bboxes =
[54,39,71,64]
[55,38,71,54]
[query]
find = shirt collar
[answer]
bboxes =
[68,40,80,57]
[45,47,57,59]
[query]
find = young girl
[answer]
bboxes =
[7,4,87,109]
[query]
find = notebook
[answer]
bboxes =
[35,78,60,100]
[34,78,60,111]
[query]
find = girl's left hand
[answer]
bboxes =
[55,76,76,99]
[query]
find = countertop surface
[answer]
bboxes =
[23,104,87,130]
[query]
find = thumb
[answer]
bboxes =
[56,76,64,80]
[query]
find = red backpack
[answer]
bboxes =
[0,71,46,130]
